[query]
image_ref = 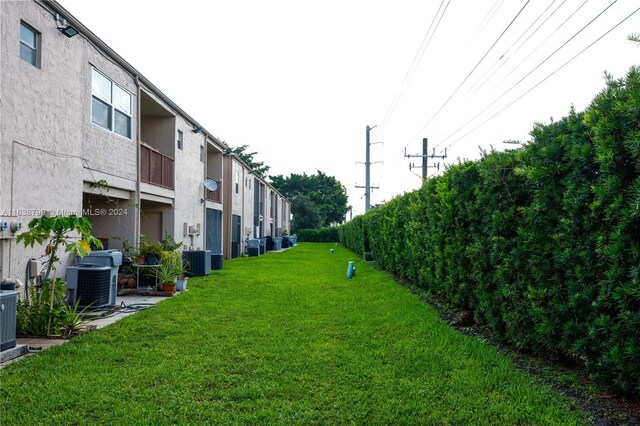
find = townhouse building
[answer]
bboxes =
[222,154,290,259]
[1,0,291,292]
[0,0,228,292]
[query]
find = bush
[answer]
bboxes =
[297,227,339,242]
[339,67,640,394]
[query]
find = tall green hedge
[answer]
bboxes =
[339,67,640,394]
[297,227,339,242]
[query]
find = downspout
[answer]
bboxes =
[134,75,141,249]
[202,133,207,251]
[241,162,245,256]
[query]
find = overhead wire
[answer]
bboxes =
[442,4,640,153]
[432,0,619,151]
[474,0,507,38]
[499,0,591,85]
[378,0,451,132]
[471,0,562,92]
[407,0,532,146]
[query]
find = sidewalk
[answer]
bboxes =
[0,293,173,368]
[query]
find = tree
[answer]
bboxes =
[291,196,322,231]
[225,144,270,177]
[270,170,349,227]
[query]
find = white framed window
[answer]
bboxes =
[235,171,239,194]
[177,130,183,150]
[91,68,132,139]
[20,22,39,67]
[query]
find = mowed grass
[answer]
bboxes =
[0,243,587,425]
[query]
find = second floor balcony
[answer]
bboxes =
[141,144,174,189]
[205,176,222,203]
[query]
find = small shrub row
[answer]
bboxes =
[339,67,640,394]
[297,227,339,242]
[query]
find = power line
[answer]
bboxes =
[442,5,640,152]
[499,0,591,86]
[379,0,451,131]
[407,0,532,145]
[471,0,562,93]
[433,0,618,150]
[473,0,506,38]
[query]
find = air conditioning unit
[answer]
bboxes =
[247,239,260,257]
[182,250,211,276]
[78,250,122,305]
[0,290,17,351]
[66,264,111,308]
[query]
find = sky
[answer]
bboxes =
[56,0,640,217]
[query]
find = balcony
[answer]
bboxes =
[141,144,174,189]
[205,176,222,203]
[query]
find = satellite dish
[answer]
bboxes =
[203,179,218,192]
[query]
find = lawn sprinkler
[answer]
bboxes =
[330,249,334,254]
[347,261,355,279]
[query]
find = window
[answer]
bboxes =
[235,171,239,194]
[20,22,39,67]
[200,146,204,163]
[177,130,183,150]
[91,68,132,138]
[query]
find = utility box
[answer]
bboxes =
[183,250,211,276]
[0,290,17,351]
[66,264,111,308]
[247,239,260,257]
[78,250,122,305]
[211,254,223,270]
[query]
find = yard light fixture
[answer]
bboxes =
[59,25,79,38]
[56,14,78,38]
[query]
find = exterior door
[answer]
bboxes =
[231,215,241,258]
[206,208,222,254]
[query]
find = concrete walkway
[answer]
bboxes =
[0,293,175,368]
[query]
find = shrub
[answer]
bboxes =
[339,67,640,394]
[297,227,339,242]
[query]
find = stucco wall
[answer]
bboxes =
[1,1,137,287]
[171,115,205,250]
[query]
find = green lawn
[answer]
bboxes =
[0,243,587,425]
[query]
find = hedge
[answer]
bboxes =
[339,67,640,394]
[297,227,339,242]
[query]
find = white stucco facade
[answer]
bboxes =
[0,0,227,295]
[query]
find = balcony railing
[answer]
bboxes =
[141,144,174,189]
[205,176,222,203]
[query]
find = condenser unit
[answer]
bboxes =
[0,290,17,351]
[78,250,122,305]
[182,250,211,276]
[66,264,111,308]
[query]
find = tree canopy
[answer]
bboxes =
[270,171,349,228]
[225,145,270,177]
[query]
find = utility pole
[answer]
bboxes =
[404,138,447,181]
[356,125,381,212]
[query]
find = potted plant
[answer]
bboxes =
[153,251,183,293]
[153,263,179,293]
[138,237,164,265]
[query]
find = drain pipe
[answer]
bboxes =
[134,75,141,249]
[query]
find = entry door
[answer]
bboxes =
[140,212,162,241]
[206,208,223,254]
[231,215,241,258]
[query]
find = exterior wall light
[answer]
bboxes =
[55,14,78,38]
[59,25,79,38]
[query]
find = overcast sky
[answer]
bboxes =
[57,0,639,217]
